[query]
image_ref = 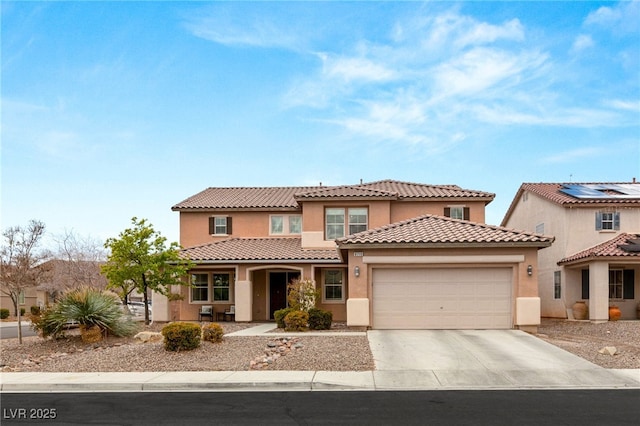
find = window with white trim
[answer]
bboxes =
[553,271,561,299]
[325,208,368,239]
[270,215,302,235]
[609,270,623,299]
[191,274,209,302]
[213,273,230,301]
[191,272,232,303]
[596,211,619,231]
[323,269,344,302]
[209,216,232,235]
[444,206,469,220]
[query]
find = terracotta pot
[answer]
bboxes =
[572,301,588,320]
[608,306,621,322]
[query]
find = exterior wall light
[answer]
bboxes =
[527,265,533,276]
[354,266,360,277]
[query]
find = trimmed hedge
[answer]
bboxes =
[284,310,309,332]
[0,309,9,319]
[274,307,294,329]
[161,322,201,352]
[308,308,332,330]
[202,322,224,343]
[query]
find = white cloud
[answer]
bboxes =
[584,0,640,34]
[453,18,524,49]
[571,34,594,52]
[604,99,640,112]
[432,48,548,98]
[319,53,397,83]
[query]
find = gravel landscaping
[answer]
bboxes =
[1,319,638,372]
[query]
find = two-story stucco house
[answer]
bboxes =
[501,182,640,321]
[153,180,552,331]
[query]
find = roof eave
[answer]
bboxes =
[558,255,640,266]
[186,259,343,265]
[337,241,553,250]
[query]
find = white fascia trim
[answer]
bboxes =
[362,255,525,264]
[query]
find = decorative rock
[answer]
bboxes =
[134,331,163,343]
[598,346,617,356]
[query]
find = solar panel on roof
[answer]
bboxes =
[560,184,640,200]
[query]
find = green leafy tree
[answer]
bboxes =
[101,217,193,325]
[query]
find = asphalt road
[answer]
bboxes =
[2,390,639,425]
[0,323,36,339]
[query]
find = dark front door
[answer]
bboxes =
[269,271,300,319]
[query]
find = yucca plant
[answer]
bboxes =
[32,287,138,339]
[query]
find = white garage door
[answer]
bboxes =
[372,268,512,329]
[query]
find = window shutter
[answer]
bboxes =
[209,217,215,235]
[595,212,602,231]
[581,269,590,299]
[444,207,451,218]
[463,207,470,221]
[614,212,620,230]
[226,217,232,235]
[623,269,635,299]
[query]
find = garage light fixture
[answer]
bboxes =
[527,265,533,276]
[354,266,360,277]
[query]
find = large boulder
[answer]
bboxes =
[134,331,163,343]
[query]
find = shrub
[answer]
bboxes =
[20,308,26,316]
[202,322,224,343]
[31,287,138,339]
[284,310,309,332]
[287,279,319,312]
[162,322,201,351]
[274,307,294,329]
[308,308,332,330]
[0,308,9,319]
[30,305,41,315]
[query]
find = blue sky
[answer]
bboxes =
[2,1,639,249]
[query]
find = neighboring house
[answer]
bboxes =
[0,286,37,315]
[501,182,640,321]
[155,180,552,331]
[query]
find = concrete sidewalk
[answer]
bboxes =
[1,324,639,392]
[2,369,638,393]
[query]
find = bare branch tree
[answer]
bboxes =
[39,230,108,301]
[0,220,50,344]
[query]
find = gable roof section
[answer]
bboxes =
[173,180,495,210]
[338,214,553,248]
[172,186,318,211]
[558,233,640,265]
[502,182,640,226]
[359,180,495,201]
[180,238,341,263]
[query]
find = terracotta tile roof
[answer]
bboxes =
[173,180,495,210]
[502,182,640,226]
[558,233,640,265]
[359,180,495,200]
[294,185,397,200]
[180,238,341,263]
[337,214,553,247]
[172,186,317,211]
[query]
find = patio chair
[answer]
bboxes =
[198,305,213,322]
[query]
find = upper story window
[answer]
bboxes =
[326,208,368,239]
[209,216,232,235]
[444,206,469,220]
[270,215,302,235]
[595,211,619,231]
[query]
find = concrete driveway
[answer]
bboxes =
[367,329,640,389]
